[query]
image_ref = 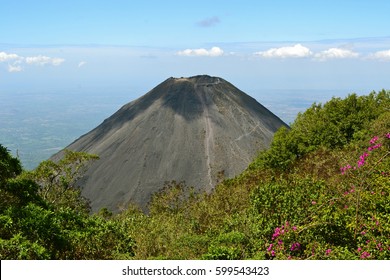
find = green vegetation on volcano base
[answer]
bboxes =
[1,90,389,259]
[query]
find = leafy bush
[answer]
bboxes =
[255,90,390,170]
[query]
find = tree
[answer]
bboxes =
[0,144,22,184]
[1,145,135,259]
[24,150,98,213]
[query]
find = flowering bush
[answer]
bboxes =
[265,221,305,259]
[258,132,390,260]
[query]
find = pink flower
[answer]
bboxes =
[312,201,317,205]
[360,251,370,259]
[357,247,362,252]
[325,249,332,256]
[386,133,390,139]
[290,242,301,251]
[272,227,281,240]
[361,231,366,235]
[357,152,369,168]
[370,143,382,150]
[340,164,352,174]
[292,226,297,231]
[267,244,273,251]
[369,136,378,144]
[271,250,276,257]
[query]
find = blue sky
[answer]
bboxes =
[1,0,390,92]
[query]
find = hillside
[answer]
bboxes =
[118,90,390,260]
[1,89,389,260]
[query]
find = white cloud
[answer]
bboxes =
[177,46,224,57]
[25,55,65,66]
[0,51,21,62]
[1,51,65,73]
[78,61,87,68]
[51,57,65,66]
[314,48,359,61]
[1,52,24,72]
[255,44,313,58]
[369,49,390,60]
[8,64,23,73]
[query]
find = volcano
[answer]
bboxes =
[54,75,287,212]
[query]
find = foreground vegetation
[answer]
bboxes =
[1,90,389,259]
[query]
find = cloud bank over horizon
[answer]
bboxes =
[0,51,65,73]
[2,39,390,76]
[1,38,390,94]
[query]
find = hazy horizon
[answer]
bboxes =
[0,84,368,170]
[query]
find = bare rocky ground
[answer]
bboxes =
[53,75,287,212]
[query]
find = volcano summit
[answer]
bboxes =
[54,75,287,212]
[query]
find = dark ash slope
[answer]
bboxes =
[53,75,287,212]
